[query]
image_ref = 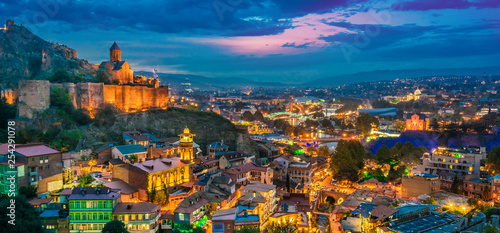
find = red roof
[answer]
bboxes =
[28,198,53,206]
[0,143,60,157]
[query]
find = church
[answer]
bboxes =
[97,42,134,84]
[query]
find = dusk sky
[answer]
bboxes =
[2,0,500,83]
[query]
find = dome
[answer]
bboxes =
[183,127,190,134]
[414,89,421,95]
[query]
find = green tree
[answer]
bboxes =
[19,186,38,198]
[422,197,438,204]
[235,226,260,233]
[49,69,74,83]
[330,140,365,183]
[0,196,46,233]
[487,146,500,175]
[321,118,334,129]
[162,183,170,206]
[129,154,138,164]
[94,71,111,84]
[94,104,118,127]
[451,175,460,194]
[393,119,406,132]
[482,185,492,201]
[242,111,254,121]
[268,222,297,233]
[356,113,379,136]
[78,174,93,187]
[0,97,17,142]
[375,145,391,162]
[50,86,74,113]
[147,188,156,203]
[0,97,16,129]
[483,225,500,233]
[253,110,265,122]
[430,118,439,130]
[102,220,130,233]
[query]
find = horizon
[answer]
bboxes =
[2,0,500,83]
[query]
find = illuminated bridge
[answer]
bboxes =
[264,112,310,120]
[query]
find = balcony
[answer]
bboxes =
[30,180,38,185]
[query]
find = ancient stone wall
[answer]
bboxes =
[18,81,168,118]
[103,84,169,112]
[18,80,50,119]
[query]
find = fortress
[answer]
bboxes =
[15,42,169,118]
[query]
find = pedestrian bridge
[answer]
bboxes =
[264,112,310,120]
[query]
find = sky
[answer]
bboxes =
[2,0,500,83]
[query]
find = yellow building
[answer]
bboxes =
[178,127,196,161]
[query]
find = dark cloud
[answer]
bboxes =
[391,0,500,11]
[320,23,443,49]
[282,42,310,48]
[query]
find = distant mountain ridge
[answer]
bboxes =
[139,66,500,89]
[0,20,94,87]
[138,72,292,89]
[302,66,500,87]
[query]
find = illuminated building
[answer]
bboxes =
[405,113,429,131]
[68,187,121,233]
[174,191,228,226]
[112,202,161,233]
[406,89,421,101]
[97,42,134,84]
[207,141,229,159]
[268,193,311,232]
[178,127,196,161]
[112,157,190,200]
[401,173,440,198]
[413,147,487,178]
[238,181,276,226]
[112,144,148,163]
[0,143,63,195]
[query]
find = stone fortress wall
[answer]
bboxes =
[18,80,169,118]
[18,80,51,119]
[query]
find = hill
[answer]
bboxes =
[0,20,94,87]
[303,66,500,87]
[15,107,258,155]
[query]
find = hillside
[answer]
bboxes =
[0,20,94,87]
[17,107,259,155]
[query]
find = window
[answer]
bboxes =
[40,157,43,163]
[46,165,50,169]
[39,166,43,171]
[87,201,92,208]
[131,214,136,220]
[179,214,184,221]
[32,158,35,162]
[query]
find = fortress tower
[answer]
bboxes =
[178,127,196,161]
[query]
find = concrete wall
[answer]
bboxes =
[18,80,50,119]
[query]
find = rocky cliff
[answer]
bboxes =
[0,19,95,87]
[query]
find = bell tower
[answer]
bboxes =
[178,126,196,161]
[109,41,121,62]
